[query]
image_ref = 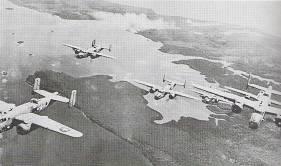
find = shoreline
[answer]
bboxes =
[2,1,281,165]
[8,0,281,88]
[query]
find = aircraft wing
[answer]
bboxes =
[15,113,83,137]
[97,53,116,59]
[168,90,200,100]
[0,100,8,105]
[0,100,15,111]
[272,90,281,96]
[34,90,69,103]
[63,44,85,52]
[192,90,230,103]
[134,80,162,90]
[271,100,281,107]
[224,86,258,100]
[248,83,267,91]
[263,106,281,115]
[248,83,281,96]
[193,84,241,102]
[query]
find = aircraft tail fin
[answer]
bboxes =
[92,40,96,47]
[33,78,40,91]
[246,73,252,89]
[245,73,268,92]
[176,80,186,88]
[32,78,77,105]
[163,74,186,87]
[183,80,186,88]
[108,44,112,52]
[69,90,77,107]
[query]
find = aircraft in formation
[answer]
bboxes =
[3,38,281,139]
[193,74,281,129]
[134,75,199,100]
[63,40,115,60]
[0,78,83,137]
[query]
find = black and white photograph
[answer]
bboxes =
[1,0,281,165]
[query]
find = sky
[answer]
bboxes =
[107,0,281,37]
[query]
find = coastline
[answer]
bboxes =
[20,70,280,166]
[8,0,281,88]
[2,1,281,165]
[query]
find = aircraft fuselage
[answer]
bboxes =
[74,46,104,59]
[154,83,176,100]
[0,97,51,133]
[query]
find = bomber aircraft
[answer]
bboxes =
[63,40,115,60]
[193,74,281,129]
[0,78,83,137]
[134,75,199,100]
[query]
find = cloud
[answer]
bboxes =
[92,12,177,33]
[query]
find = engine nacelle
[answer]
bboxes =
[202,96,218,104]
[231,102,243,113]
[169,93,176,99]
[73,49,81,54]
[16,123,32,135]
[76,53,85,59]
[149,88,157,93]
[90,52,98,59]
[249,113,263,129]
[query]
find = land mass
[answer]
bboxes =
[173,59,281,93]
[9,0,158,20]
[5,1,281,165]
[138,27,281,84]
[10,0,281,88]
[1,70,281,165]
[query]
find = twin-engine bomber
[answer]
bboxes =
[0,78,83,137]
[63,40,115,60]
[193,74,281,129]
[134,75,199,100]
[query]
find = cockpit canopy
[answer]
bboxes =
[263,93,269,97]
[0,103,14,123]
[0,111,11,123]
[0,117,7,122]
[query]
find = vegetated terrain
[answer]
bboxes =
[1,70,281,165]
[10,0,158,20]
[138,27,281,83]
[10,0,281,82]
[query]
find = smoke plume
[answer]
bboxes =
[92,12,177,33]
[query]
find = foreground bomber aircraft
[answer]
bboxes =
[63,40,115,60]
[0,78,83,137]
[193,74,281,129]
[135,75,199,100]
